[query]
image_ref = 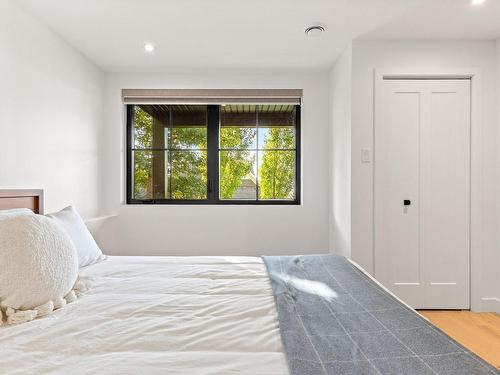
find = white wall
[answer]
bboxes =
[96,71,331,256]
[488,38,500,312]
[329,45,352,257]
[0,0,103,218]
[350,40,499,312]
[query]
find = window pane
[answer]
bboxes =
[257,105,295,150]
[171,105,207,150]
[170,150,207,200]
[220,105,257,149]
[219,150,256,200]
[133,106,154,149]
[133,105,207,150]
[132,150,169,200]
[258,151,295,200]
[133,150,207,200]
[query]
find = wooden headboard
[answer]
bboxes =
[0,189,44,214]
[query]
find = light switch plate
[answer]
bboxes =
[361,148,371,163]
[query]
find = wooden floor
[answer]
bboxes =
[419,310,500,369]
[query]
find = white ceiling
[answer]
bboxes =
[17,0,425,72]
[361,0,500,40]
[17,0,500,72]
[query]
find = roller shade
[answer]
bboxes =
[122,89,302,105]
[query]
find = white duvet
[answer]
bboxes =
[0,256,289,375]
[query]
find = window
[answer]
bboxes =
[126,95,300,205]
[130,105,208,200]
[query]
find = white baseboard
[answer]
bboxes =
[481,297,500,313]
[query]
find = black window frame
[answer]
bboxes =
[126,104,301,205]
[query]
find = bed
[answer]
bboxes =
[1,256,288,374]
[0,190,498,375]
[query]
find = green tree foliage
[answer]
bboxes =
[169,150,207,199]
[133,108,153,199]
[219,128,255,199]
[258,128,295,199]
[132,106,295,200]
[171,127,207,199]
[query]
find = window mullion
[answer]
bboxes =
[295,105,301,202]
[168,107,173,199]
[207,105,220,202]
[126,105,134,204]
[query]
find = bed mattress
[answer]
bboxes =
[0,256,289,375]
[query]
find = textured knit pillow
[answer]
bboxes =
[0,215,87,325]
[47,206,104,268]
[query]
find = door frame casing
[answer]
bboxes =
[373,68,482,312]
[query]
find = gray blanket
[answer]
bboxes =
[263,254,499,375]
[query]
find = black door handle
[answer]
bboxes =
[404,200,411,206]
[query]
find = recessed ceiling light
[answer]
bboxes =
[305,25,325,37]
[143,42,155,54]
[471,0,486,5]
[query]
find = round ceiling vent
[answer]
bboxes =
[305,25,325,37]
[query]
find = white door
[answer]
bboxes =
[374,79,470,309]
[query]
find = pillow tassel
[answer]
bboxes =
[6,308,38,325]
[34,300,54,318]
[64,290,77,304]
[73,277,91,296]
[53,297,66,310]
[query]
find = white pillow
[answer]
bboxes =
[46,206,104,268]
[0,215,81,325]
[0,208,34,221]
